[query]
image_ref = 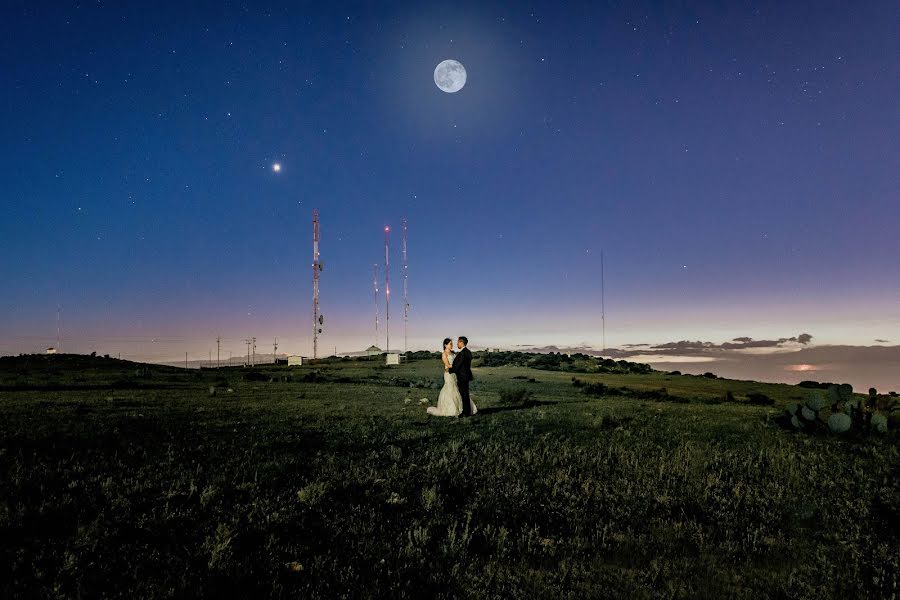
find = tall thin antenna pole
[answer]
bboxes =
[384,226,390,353]
[245,338,251,366]
[402,217,409,353]
[601,249,606,353]
[251,337,256,366]
[313,209,321,359]
[273,337,278,364]
[185,352,188,370]
[216,336,221,369]
[373,264,379,348]
[56,304,61,352]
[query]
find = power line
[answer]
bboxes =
[373,264,379,348]
[402,217,409,353]
[601,249,606,353]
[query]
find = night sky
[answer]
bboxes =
[1,1,897,372]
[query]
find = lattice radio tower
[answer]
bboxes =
[384,226,390,353]
[401,217,409,352]
[312,209,323,359]
[373,264,379,347]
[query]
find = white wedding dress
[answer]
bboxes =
[426,353,476,417]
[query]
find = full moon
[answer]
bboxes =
[434,59,466,93]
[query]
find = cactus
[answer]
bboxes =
[871,413,888,433]
[782,382,890,437]
[806,394,828,412]
[827,412,851,434]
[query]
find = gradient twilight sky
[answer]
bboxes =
[1,1,897,363]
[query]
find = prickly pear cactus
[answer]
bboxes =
[838,383,853,401]
[827,412,852,434]
[791,415,803,429]
[787,403,799,416]
[807,394,828,412]
[801,405,817,421]
[871,413,888,433]
[843,398,860,412]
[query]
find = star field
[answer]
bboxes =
[0,0,896,362]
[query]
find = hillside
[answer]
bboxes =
[0,353,897,598]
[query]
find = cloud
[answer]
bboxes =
[641,334,814,354]
[509,339,899,392]
[875,339,890,343]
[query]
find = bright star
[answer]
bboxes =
[272,163,282,173]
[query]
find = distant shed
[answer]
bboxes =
[287,355,303,366]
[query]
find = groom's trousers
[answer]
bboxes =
[459,379,472,416]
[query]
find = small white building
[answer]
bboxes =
[366,345,383,357]
[287,355,303,366]
[46,347,57,355]
[385,353,400,366]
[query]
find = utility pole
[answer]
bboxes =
[216,336,221,369]
[373,264,379,348]
[312,209,322,359]
[244,338,251,366]
[401,217,409,353]
[273,337,278,364]
[384,225,390,353]
[56,304,61,352]
[185,352,188,370]
[251,337,256,366]
[228,350,232,366]
[208,350,211,368]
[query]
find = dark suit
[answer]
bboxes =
[449,347,474,416]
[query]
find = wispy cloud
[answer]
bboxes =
[511,333,899,392]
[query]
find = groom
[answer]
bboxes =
[449,336,474,416]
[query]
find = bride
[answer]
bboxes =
[426,338,476,417]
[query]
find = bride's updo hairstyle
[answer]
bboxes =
[442,338,453,352]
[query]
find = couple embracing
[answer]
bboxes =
[426,336,477,417]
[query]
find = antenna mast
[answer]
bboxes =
[273,337,278,364]
[384,226,390,353]
[312,209,322,359]
[601,249,606,353]
[56,304,61,352]
[402,217,409,352]
[373,264,380,348]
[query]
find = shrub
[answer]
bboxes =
[746,392,774,406]
[702,372,717,379]
[242,371,268,382]
[798,380,832,389]
[498,388,535,406]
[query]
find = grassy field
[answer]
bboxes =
[1,353,897,598]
